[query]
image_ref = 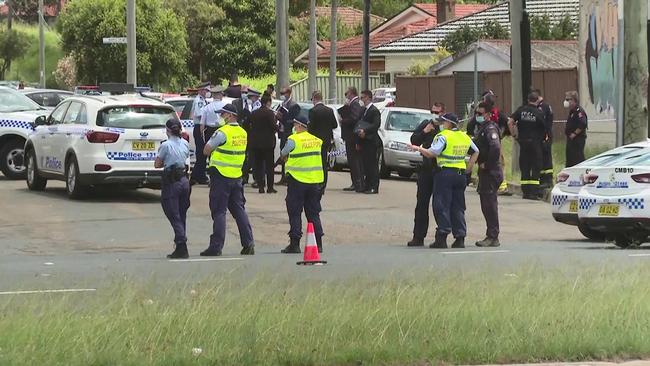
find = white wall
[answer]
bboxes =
[436,50,507,75]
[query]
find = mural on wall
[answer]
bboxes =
[584,0,620,116]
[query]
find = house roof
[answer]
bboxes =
[0,0,66,17]
[430,39,579,73]
[413,3,490,19]
[299,6,385,29]
[372,0,579,53]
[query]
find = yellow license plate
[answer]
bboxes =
[598,204,620,217]
[569,200,578,213]
[132,141,155,151]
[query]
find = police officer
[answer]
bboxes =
[534,89,554,187]
[406,102,444,247]
[279,115,326,254]
[200,85,227,146]
[190,82,211,185]
[201,104,255,256]
[564,91,587,167]
[411,113,479,249]
[155,118,191,259]
[473,102,503,247]
[508,92,546,200]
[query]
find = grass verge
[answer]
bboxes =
[2,267,650,365]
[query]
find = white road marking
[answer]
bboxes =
[43,262,54,266]
[169,258,244,262]
[628,253,650,257]
[441,250,510,255]
[0,288,96,296]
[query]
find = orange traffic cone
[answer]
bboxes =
[297,222,327,265]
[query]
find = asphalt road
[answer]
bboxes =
[0,171,646,292]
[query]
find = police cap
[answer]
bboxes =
[218,103,239,117]
[247,88,261,97]
[293,115,310,127]
[210,85,225,94]
[197,82,211,90]
[436,113,460,125]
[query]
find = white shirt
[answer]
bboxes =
[201,99,226,128]
[191,95,207,124]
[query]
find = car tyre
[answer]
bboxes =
[25,149,46,191]
[65,155,88,199]
[613,235,632,249]
[378,149,390,179]
[577,223,606,242]
[0,139,27,179]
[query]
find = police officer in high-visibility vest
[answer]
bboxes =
[410,113,479,249]
[279,115,326,254]
[201,104,255,256]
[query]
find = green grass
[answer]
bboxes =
[6,22,65,89]
[2,267,650,365]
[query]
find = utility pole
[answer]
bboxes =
[275,0,289,91]
[126,0,137,87]
[623,0,649,144]
[329,0,337,102]
[510,0,525,175]
[361,0,370,91]
[308,0,317,97]
[38,0,45,88]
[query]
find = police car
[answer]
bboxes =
[24,94,179,198]
[577,148,650,247]
[0,86,48,179]
[550,141,650,240]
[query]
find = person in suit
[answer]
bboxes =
[233,87,262,185]
[224,74,242,99]
[308,91,338,194]
[338,87,365,192]
[275,86,301,185]
[356,90,382,194]
[248,95,278,194]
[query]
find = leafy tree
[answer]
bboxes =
[289,16,361,62]
[530,14,577,40]
[407,48,452,76]
[440,20,508,55]
[57,0,190,90]
[4,0,59,21]
[0,29,29,80]
[550,14,577,40]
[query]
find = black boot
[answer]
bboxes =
[200,247,222,256]
[429,233,448,249]
[451,237,465,248]
[407,237,424,247]
[167,243,189,259]
[281,237,301,254]
[316,236,323,253]
[240,245,255,255]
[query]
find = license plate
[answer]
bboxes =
[132,141,155,151]
[598,204,619,217]
[569,200,578,213]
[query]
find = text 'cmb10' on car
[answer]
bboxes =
[24,93,184,199]
[551,140,650,240]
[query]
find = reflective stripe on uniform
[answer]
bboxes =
[540,169,554,174]
[521,180,540,185]
[215,148,246,155]
[289,151,321,158]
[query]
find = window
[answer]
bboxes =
[48,102,69,125]
[385,111,433,132]
[62,102,87,124]
[0,89,41,113]
[40,93,63,107]
[97,105,177,129]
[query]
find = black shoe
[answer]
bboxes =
[259,187,265,194]
[451,237,465,248]
[475,237,500,247]
[523,195,540,201]
[200,248,222,256]
[429,233,448,249]
[267,188,278,194]
[407,238,424,247]
[343,185,357,191]
[167,245,189,259]
[363,189,379,194]
[316,236,323,253]
[281,238,301,254]
[240,246,255,255]
[251,182,259,189]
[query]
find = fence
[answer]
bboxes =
[290,75,381,104]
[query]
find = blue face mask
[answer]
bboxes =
[476,116,485,124]
[280,95,287,102]
[242,93,248,101]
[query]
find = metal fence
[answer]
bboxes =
[290,75,381,104]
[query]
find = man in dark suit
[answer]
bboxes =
[338,87,365,192]
[275,86,301,185]
[308,91,338,194]
[357,90,382,194]
[248,95,278,194]
[232,87,261,185]
[224,74,242,99]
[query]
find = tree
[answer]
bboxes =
[550,14,577,40]
[57,0,190,90]
[440,20,508,55]
[407,48,452,76]
[53,53,77,90]
[289,16,360,62]
[4,0,58,22]
[0,29,29,80]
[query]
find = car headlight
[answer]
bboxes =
[387,141,410,151]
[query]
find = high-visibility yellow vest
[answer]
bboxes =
[208,124,247,178]
[436,129,471,169]
[286,131,324,184]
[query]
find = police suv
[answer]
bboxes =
[25,94,179,198]
[0,86,49,179]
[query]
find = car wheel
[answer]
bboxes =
[65,156,88,199]
[614,234,632,249]
[577,223,606,242]
[0,139,26,179]
[378,149,390,179]
[25,149,47,191]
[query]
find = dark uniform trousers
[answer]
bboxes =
[251,148,275,190]
[566,136,586,168]
[320,142,331,191]
[161,174,191,246]
[540,138,553,185]
[519,138,542,196]
[360,140,380,191]
[434,168,467,238]
[208,171,254,251]
[191,126,207,182]
[286,175,324,240]
[345,139,365,190]
[478,169,503,239]
[413,168,437,240]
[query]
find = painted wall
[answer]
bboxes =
[434,50,508,76]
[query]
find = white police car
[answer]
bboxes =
[577,148,650,247]
[0,87,48,179]
[550,141,650,240]
[24,94,178,198]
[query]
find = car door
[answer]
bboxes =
[57,101,88,174]
[39,101,69,173]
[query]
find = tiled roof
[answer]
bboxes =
[413,3,491,19]
[300,6,385,29]
[0,0,66,17]
[373,0,579,53]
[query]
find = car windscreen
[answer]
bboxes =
[97,105,177,129]
[0,89,42,112]
[385,111,433,132]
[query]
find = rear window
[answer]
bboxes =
[97,105,176,129]
[578,147,643,167]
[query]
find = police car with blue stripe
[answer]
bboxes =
[24,91,180,198]
[0,87,49,179]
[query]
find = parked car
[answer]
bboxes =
[372,87,396,109]
[19,88,73,110]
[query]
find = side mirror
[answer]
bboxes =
[34,116,47,126]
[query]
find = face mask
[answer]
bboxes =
[280,95,287,102]
[242,93,248,101]
[439,125,445,131]
[563,100,570,108]
[476,116,485,124]
[291,127,296,134]
[205,92,211,99]
[431,113,439,120]
[359,100,365,107]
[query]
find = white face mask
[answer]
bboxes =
[358,100,365,107]
[205,92,211,99]
[563,100,570,108]
[280,95,287,102]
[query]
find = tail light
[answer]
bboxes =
[86,131,119,143]
[557,172,569,183]
[94,164,111,172]
[181,131,190,142]
[632,173,650,183]
[583,173,598,184]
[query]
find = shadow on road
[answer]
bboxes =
[20,186,161,204]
